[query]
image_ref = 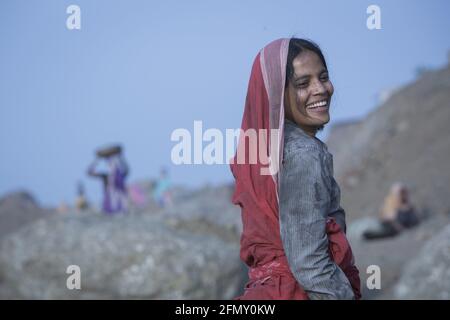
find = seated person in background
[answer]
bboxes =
[363,182,419,240]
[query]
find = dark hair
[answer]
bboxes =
[285,38,327,88]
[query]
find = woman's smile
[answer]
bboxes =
[306,99,329,113]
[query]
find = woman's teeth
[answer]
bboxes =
[307,100,328,109]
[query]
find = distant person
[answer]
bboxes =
[152,167,173,208]
[87,145,129,214]
[128,183,148,209]
[363,182,419,240]
[75,181,89,211]
[57,201,69,214]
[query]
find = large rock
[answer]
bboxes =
[392,222,450,299]
[130,181,242,239]
[0,211,244,299]
[347,213,450,299]
[163,183,242,242]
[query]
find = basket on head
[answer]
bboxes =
[96,145,122,158]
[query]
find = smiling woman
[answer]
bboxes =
[230,38,361,300]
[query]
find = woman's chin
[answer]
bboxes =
[308,113,330,126]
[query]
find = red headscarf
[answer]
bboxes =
[230,39,361,300]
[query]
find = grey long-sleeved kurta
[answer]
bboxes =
[279,119,355,300]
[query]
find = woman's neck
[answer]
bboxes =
[300,126,317,138]
[285,118,317,137]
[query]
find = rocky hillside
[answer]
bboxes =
[328,61,450,299]
[327,63,450,222]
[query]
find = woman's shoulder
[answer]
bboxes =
[284,125,327,159]
[283,142,326,169]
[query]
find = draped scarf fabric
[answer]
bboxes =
[230,39,361,300]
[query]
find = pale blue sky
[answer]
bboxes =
[1,0,449,206]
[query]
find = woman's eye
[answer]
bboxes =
[297,82,308,88]
[320,75,329,81]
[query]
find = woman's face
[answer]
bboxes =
[284,50,334,136]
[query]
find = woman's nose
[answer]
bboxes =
[311,79,326,95]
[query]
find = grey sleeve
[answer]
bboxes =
[279,147,355,300]
[328,177,347,233]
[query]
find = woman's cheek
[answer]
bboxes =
[296,91,308,111]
